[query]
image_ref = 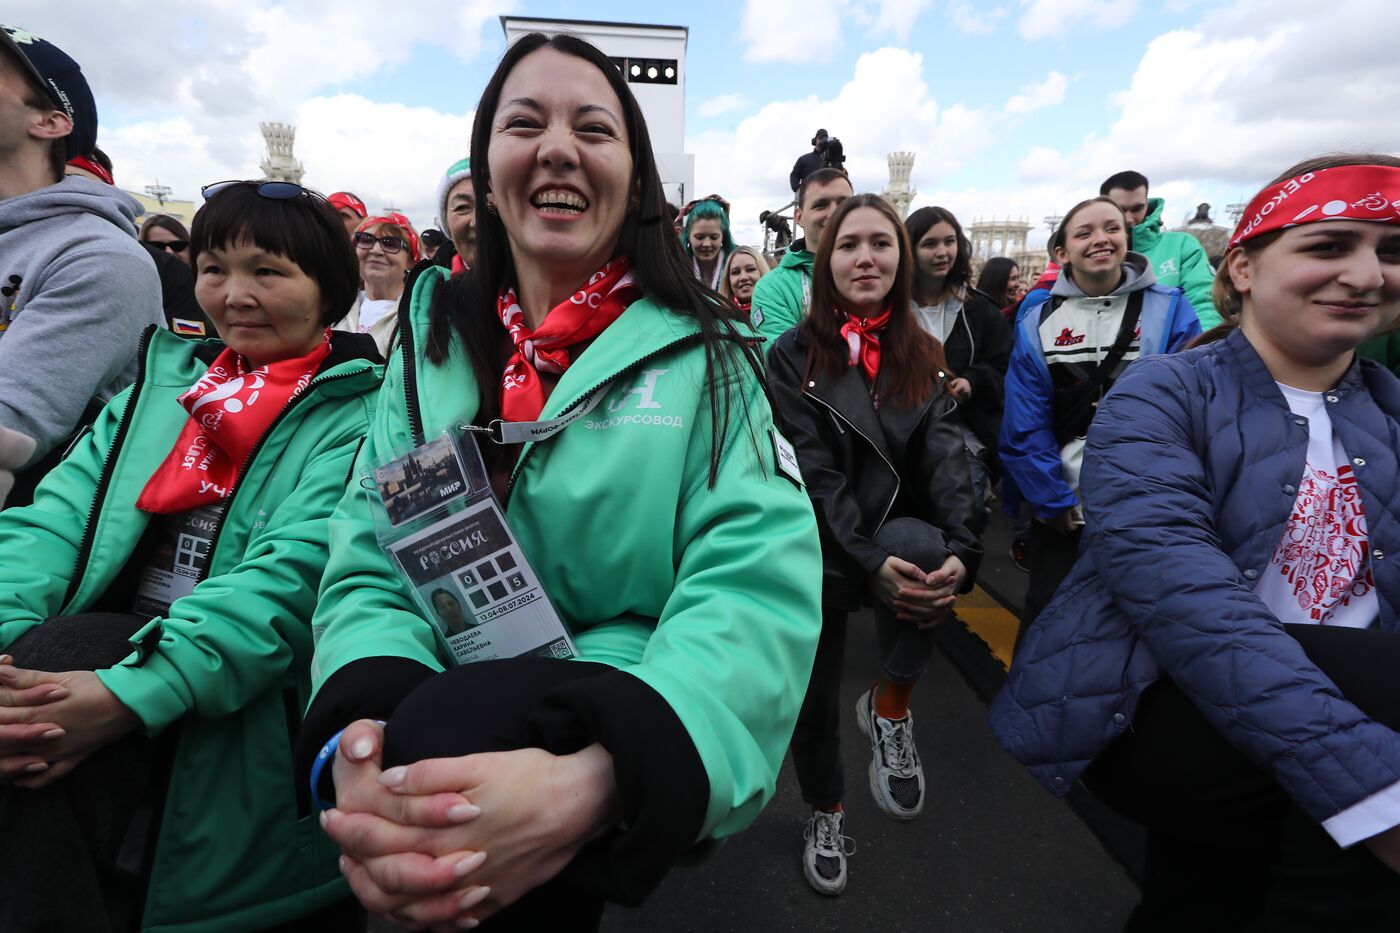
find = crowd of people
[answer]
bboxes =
[1,19,1399,933]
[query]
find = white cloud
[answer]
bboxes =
[947,1,1007,34]
[738,0,934,63]
[688,47,1003,245]
[1016,145,1067,183]
[740,0,849,63]
[11,0,509,219]
[1004,71,1069,115]
[699,93,749,118]
[1018,0,1137,40]
[1050,0,1400,192]
[102,97,473,233]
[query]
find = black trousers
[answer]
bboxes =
[789,518,950,808]
[1083,624,1400,932]
[381,657,618,932]
[0,614,362,933]
[1021,520,1082,631]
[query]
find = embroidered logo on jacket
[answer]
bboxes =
[585,369,686,431]
[1053,327,1086,347]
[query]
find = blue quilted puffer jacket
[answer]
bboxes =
[990,327,1400,824]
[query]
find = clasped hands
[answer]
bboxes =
[321,719,619,931]
[870,554,967,626]
[0,655,138,788]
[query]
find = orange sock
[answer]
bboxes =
[873,679,914,719]
[819,802,843,813]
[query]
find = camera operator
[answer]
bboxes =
[790,128,830,192]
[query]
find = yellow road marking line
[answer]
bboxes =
[957,585,1019,669]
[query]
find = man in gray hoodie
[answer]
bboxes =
[0,25,161,504]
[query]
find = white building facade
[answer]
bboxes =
[500,16,695,206]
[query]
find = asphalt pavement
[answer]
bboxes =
[602,513,1139,932]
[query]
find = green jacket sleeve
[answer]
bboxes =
[620,360,823,839]
[1177,237,1220,329]
[308,354,445,691]
[0,391,126,648]
[750,274,803,348]
[97,397,375,732]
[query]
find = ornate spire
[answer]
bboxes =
[259,122,305,184]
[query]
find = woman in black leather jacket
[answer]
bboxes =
[768,194,982,897]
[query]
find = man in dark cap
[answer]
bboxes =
[0,24,161,507]
[789,127,830,193]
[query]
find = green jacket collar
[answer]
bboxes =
[1132,197,1167,249]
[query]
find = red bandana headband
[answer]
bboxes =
[358,213,421,261]
[1229,165,1400,249]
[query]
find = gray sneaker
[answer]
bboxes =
[855,688,925,820]
[802,809,854,896]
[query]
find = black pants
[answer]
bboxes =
[1083,624,1400,932]
[789,518,950,808]
[0,614,362,933]
[381,657,618,932]
[1017,520,1082,654]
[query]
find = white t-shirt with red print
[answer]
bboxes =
[1253,382,1378,629]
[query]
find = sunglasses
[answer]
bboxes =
[201,180,312,202]
[353,232,407,254]
[151,240,189,253]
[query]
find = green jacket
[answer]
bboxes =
[310,267,823,842]
[0,327,381,932]
[1360,332,1400,378]
[749,242,814,347]
[1132,197,1220,328]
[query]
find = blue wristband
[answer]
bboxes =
[310,728,347,813]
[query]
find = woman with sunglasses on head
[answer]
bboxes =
[681,195,736,291]
[0,180,383,931]
[767,194,981,895]
[993,154,1400,930]
[139,213,191,266]
[906,206,1015,532]
[333,212,420,357]
[999,196,1201,631]
[298,33,821,932]
[720,244,770,314]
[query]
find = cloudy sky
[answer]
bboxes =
[14,0,1400,250]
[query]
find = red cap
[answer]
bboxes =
[328,191,367,219]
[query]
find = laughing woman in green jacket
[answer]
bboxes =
[0,182,382,932]
[301,33,823,932]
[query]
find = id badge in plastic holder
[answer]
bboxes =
[363,426,576,665]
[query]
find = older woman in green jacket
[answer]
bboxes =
[302,34,822,932]
[0,182,382,932]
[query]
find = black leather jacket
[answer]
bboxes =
[768,327,983,609]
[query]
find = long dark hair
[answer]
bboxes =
[426,33,756,483]
[905,205,972,302]
[802,194,947,410]
[977,257,1019,307]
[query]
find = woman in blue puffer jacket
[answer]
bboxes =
[991,153,1400,931]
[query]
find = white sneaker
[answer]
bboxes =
[801,809,855,896]
[855,688,925,820]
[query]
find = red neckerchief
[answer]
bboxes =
[733,296,752,314]
[498,258,640,423]
[136,332,332,514]
[840,307,892,383]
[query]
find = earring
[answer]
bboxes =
[486,200,498,216]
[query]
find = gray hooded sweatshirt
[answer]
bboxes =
[0,175,163,466]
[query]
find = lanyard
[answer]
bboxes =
[463,383,610,446]
[801,271,811,315]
